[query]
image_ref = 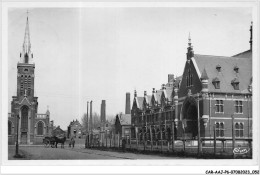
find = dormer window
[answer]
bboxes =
[216,64,221,72]
[234,66,239,73]
[212,77,220,89]
[231,78,240,90]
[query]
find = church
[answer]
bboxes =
[8,15,54,145]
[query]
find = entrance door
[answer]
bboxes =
[21,132,27,144]
[20,106,29,144]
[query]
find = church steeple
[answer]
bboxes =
[20,11,33,64]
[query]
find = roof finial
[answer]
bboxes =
[188,32,191,47]
[187,32,194,61]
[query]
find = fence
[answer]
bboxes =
[85,127,252,158]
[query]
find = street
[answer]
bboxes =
[8,145,185,160]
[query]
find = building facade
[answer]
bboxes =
[8,15,54,145]
[131,24,252,144]
[67,119,83,138]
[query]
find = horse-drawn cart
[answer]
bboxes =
[43,136,56,148]
[43,136,67,148]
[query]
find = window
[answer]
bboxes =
[235,122,244,137]
[216,64,221,72]
[8,121,12,135]
[37,121,44,135]
[235,101,243,113]
[231,78,240,90]
[186,69,193,87]
[216,100,224,113]
[215,122,224,137]
[212,77,220,89]
[234,66,239,73]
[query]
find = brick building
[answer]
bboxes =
[131,24,252,143]
[8,15,54,145]
[67,119,83,138]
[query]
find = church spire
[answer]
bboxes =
[20,10,33,64]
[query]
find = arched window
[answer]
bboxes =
[8,121,12,135]
[37,121,44,135]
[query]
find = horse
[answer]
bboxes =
[54,136,67,148]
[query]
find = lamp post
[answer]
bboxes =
[14,115,22,158]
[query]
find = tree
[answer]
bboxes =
[81,113,88,131]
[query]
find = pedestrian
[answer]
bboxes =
[122,138,126,152]
[71,137,75,148]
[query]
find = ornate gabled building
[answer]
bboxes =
[131,23,252,144]
[8,14,54,145]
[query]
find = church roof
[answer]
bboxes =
[193,53,252,93]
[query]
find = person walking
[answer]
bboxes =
[71,137,75,148]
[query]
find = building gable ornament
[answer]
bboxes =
[19,96,31,106]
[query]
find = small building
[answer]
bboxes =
[52,126,66,137]
[114,113,131,139]
[67,119,82,138]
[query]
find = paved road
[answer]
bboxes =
[8,145,183,160]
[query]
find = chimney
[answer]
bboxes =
[90,101,93,131]
[87,101,89,132]
[100,100,106,125]
[125,92,131,114]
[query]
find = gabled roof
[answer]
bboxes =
[154,90,163,104]
[135,97,144,110]
[118,114,131,125]
[164,86,173,101]
[20,96,31,106]
[193,53,252,93]
[69,120,82,127]
[144,95,152,106]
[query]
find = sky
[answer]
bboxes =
[8,7,252,129]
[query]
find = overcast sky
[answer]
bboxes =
[8,7,252,129]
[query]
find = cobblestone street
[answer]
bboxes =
[8,145,186,160]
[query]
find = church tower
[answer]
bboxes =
[10,12,39,144]
[17,13,35,100]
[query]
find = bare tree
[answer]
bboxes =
[81,113,88,131]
